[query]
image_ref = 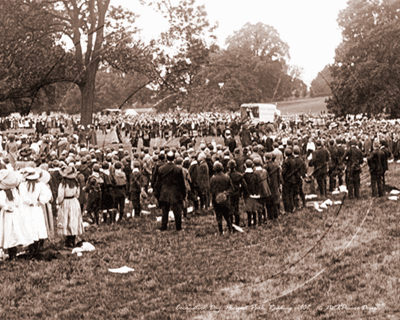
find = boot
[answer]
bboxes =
[8,247,17,260]
[39,239,45,251]
[70,236,76,248]
[110,209,116,224]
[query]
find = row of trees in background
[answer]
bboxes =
[312,0,400,118]
[0,0,307,123]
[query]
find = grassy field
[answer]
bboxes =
[276,96,329,116]
[1,158,400,319]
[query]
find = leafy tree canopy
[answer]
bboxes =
[327,0,400,117]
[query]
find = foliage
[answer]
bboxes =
[327,0,400,117]
[310,65,332,97]
[0,0,77,115]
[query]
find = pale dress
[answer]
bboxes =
[57,183,84,236]
[0,188,34,249]
[19,182,52,241]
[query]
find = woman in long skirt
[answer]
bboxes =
[0,170,34,260]
[57,166,84,248]
[19,167,52,255]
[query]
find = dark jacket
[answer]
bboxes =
[153,162,186,204]
[309,147,330,177]
[210,172,232,207]
[367,149,385,175]
[264,161,282,204]
[342,146,363,173]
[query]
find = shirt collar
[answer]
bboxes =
[245,168,253,173]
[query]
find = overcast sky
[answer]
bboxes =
[112,0,350,86]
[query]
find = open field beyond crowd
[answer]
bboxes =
[1,160,400,319]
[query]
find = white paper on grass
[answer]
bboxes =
[83,222,90,228]
[187,206,194,213]
[339,185,348,193]
[332,190,340,195]
[232,224,244,233]
[320,203,328,209]
[334,201,342,205]
[390,190,400,195]
[305,194,318,200]
[108,266,135,274]
[397,160,400,163]
[314,202,323,212]
[169,211,175,221]
[388,196,398,201]
[389,159,394,163]
[156,216,162,222]
[71,242,95,254]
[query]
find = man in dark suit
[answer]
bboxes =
[309,140,330,198]
[153,151,186,231]
[367,141,385,197]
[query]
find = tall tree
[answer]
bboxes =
[327,0,400,117]
[1,0,139,124]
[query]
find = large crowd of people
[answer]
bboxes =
[0,110,397,260]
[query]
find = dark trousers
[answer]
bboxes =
[159,201,183,231]
[371,174,383,197]
[347,172,361,199]
[87,191,101,224]
[130,192,141,216]
[199,190,209,210]
[113,195,126,220]
[282,182,295,213]
[214,204,232,234]
[315,174,327,197]
[258,197,267,225]
[329,171,337,191]
[230,196,240,226]
[293,182,306,208]
[247,211,257,227]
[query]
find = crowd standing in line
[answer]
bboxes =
[0,110,396,260]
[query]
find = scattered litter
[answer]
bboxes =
[388,196,398,201]
[108,266,135,274]
[314,202,323,212]
[320,203,327,209]
[77,252,82,257]
[390,190,400,195]
[250,195,260,199]
[323,199,333,206]
[389,159,394,163]
[127,212,131,218]
[232,224,244,233]
[332,190,340,195]
[142,211,151,215]
[71,242,95,254]
[125,199,130,204]
[334,201,342,205]
[339,185,348,193]
[169,211,175,221]
[305,194,318,200]
[83,222,91,229]
[156,216,162,222]
[148,204,157,209]
[187,206,194,213]
[397,160,400,163]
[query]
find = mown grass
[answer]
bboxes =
[1,163,400,319]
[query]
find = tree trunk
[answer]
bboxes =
[79,62,98,127]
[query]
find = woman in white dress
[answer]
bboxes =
[57,166,84,248]
[0,170,33,260]
[19,167,52,255]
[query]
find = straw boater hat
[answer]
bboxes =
[38,169,51,184]
[0,170,22,190]
[59,166,77,179]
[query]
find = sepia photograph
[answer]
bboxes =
[0,0,399,318]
